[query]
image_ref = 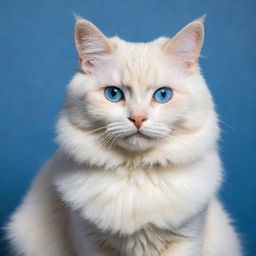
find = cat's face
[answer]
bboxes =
[63,18,214,153]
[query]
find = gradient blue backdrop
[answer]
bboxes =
[0,0,255,255]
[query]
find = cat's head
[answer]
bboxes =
[57,17,219,167]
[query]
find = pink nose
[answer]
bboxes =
[128,116,147,129]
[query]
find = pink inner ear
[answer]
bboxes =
[174,29,202,60]
[75,21,113,64]
[164,21,204,71]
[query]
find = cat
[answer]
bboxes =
[6,16,242,256]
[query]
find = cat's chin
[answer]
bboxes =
[117,133,157,152]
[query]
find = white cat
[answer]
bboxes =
[6,17,242,256]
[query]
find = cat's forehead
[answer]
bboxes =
[110,37,169,90]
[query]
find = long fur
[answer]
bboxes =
[6,18,242,256]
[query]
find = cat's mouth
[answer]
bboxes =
[104,122,170,151]
[124,130,155,140]
[136,131,154,139]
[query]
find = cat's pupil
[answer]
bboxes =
[111,89,117,97]
[161,90,166,98]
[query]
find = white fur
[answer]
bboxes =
[6,18,242,256]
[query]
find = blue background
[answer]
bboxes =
[0,0,255,255]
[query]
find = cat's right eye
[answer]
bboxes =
[104,87,124,102]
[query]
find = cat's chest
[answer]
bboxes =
[71,208,206,256]
[54,161,218,235]
[72,212,183,256]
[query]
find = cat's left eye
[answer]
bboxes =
[153,87,173,103]
[104,87,124,102]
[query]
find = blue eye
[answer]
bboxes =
[153,87,173,103]
[104,87,124,102]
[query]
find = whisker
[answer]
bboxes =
[86,125,108,135]
[107,135,119,150]
[107,122,126,128]
[107,126,131,132]
[94,131,109,142]
[100,133,114,148]
[110,129,134,136]
[218,118,234,131]
[141,127,170,137]
[104,136,116,149]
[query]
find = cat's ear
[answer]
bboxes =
[163,16,205,73]
[75,18,113,69]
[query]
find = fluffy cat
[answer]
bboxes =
[6,17,242,256]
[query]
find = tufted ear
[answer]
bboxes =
[163,16,205,73]
[75,18,113,68]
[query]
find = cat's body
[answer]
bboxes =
[7,18,242,256]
